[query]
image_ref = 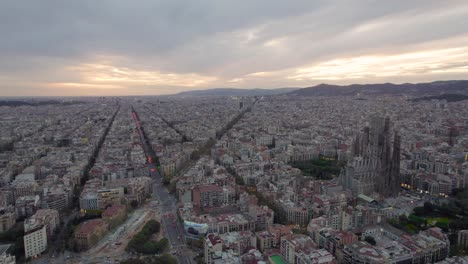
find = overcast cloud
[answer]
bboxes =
[1,0,468,96]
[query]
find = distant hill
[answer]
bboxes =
[411,93,468,102]
[174,88,298,97]
[0,100,85,107]
[287,80,468,97]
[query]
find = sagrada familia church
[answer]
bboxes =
[341,116,401,199]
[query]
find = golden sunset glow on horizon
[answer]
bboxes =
[287,47,468,81]
[1,1,468,96]
[72,63,218,87]
[33,44,468,95]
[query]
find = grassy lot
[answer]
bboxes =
[427,217,450,226]
[290,157,344,180]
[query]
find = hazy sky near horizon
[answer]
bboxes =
[1,1,468,96]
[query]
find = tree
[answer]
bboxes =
[155,254,177,264]
[126,220,165,254]
[192,237,205,249]
[123,254,178,264]
[423,202,434,214]
[143,241,157,253]
[85,209,103,218]
[292,228,308,235]
[435,222,449,232]
[408,214,426,228]
[121,259,145,264]
[156,238,168,252]
[398,214,408,224]
[413,206,425,216]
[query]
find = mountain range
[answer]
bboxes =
[174,88,298,97]
[287,80,468,96]
[172,80,468,97]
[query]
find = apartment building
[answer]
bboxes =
[23,220,47,258]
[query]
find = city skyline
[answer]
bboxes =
[2,2,468,263]
[1,95,466,263]
[1,1,468,96]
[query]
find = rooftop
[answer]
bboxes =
[102,204,126,218]
[0,244,13,255]
[76,219,107,235]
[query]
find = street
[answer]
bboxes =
[31,108,194,264]
[133,108,194,264]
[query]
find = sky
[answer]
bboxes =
[1,0,468,96]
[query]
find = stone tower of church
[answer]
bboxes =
[341,116,401,199]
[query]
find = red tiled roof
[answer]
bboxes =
[76,219,106,235]
[207,233,222,246]
[102,204,126,218]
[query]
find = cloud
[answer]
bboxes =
[0,0,468,95]
[46,83,124,90]
[70,63,218,87]
[287,47,468,81]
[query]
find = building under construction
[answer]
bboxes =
[341,116,401,199]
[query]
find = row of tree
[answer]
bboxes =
[215,98,258,140]
[120,254,177,264]
[80,104,120,186]
[126,220,168,254]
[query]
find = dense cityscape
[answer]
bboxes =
[2,1,468,264]
[0,92,467,264]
